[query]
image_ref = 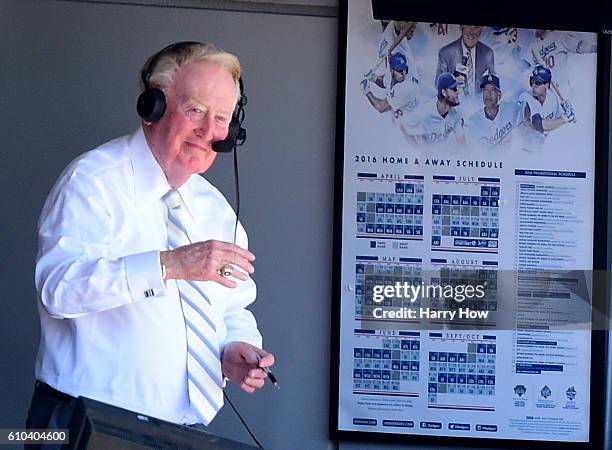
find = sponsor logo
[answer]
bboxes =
[514,384,527,397]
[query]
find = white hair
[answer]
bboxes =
[141,42,241,106]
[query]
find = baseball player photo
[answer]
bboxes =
[480,27,532,100]
[345,5,597,162]
[466,73,525,149]
[530,29,597,97]
[400,72,466,147]
[376,21,420,82]
[361,52,421,123]
[517,65,575,151]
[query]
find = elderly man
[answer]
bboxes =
[436,25,495,97]
[26,42,275,439]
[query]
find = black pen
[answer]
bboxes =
[257,354,279,389]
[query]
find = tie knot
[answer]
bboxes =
[162,189,182,210]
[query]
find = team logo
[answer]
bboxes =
[538,42,558,59]
[514,385,526,397]
[566,386,577,401]
[480,121,514,148]
[540,385,552,399]
[427,132,446,143]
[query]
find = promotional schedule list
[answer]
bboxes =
[514,170,591,270]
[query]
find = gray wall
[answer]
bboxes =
[1,1,337,449]
[1,1,609,450]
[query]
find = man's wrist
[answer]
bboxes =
[159,251,168,282]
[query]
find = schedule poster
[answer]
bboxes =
[334,1,598,445]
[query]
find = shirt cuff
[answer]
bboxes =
[125,250,166,301]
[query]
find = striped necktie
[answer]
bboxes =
[465,47,474,96]
[163,189,224,425]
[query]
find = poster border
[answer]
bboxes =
[330,1,610,448]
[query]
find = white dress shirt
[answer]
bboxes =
[34,127,262,424]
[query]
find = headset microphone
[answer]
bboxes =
[211,119,245,153]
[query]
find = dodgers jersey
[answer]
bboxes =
[480,27,532,98]
[385,74,420,123]
[401,97,465,145]
[466,101,524,148]
[529,31,586,92]
[516,89,562,151]
[519,90,562,124]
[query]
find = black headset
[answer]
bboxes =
[136,41,246,153]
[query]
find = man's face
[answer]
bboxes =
[535,29,548,39]
[146,61,236,187]
[461,25,482,49]
[391,67,406,83]
[482,84,501,108]
[531,79,548,96]
[443,86,460,106]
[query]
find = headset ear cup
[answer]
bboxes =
[137,88,166,122]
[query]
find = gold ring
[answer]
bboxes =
[220,264,233,278]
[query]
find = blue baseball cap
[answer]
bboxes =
[436,72,458,91]
[491,27,510,35]
[531,65,551,84]
[480,73,501,91]
[389,52,408,72]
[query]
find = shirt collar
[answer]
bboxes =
[461,41,474,57]
[127,126,172,206]
[127,126,200,220]
[175,181,199,221]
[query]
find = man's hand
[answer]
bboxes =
[563,111,576,124]
[560,98,576,124]
[221,342,275,393]
[161,240,255,288]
